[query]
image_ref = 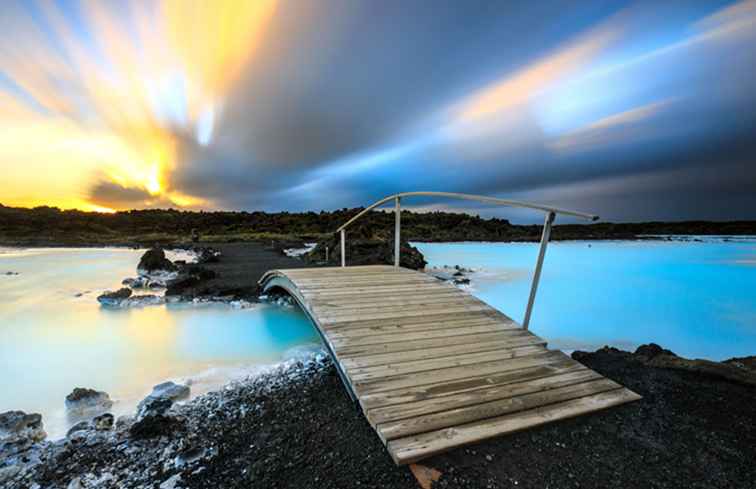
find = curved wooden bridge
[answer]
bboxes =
[259,265,641,465]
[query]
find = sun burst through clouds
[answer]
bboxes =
[0,0,277,211]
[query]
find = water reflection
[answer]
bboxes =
[0,248,319,439]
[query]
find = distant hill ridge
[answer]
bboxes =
[1,203,754,247]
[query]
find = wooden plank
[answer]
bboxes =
[319,304,493,323]
[321,310,505,330]
[336,330,542,358]
[376,378,621,441]
[299,282,459,297]
[278,266,399,275]
[292,274,437,284]
[312,298,486,318]
[386,388,642,465]
[259,267,641,466]
[348,345,548,382]
[311,294,480,309]
[353,351,566,395]
[367,368,602,425]
[308,291,467,308]
[340,337,548,371]
[359,362,587,410]
[330,323,519,348]
[325,317,517,339]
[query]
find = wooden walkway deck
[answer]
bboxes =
[259,265,640,465]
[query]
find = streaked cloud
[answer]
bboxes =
[549,99,673,152]
[0,0,755,221]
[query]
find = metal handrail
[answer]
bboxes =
[335,191,598,330]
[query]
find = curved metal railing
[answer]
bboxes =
[335,191,598,330]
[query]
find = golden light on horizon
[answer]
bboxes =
[0,0,278,211]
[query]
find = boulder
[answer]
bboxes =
[130,397,181,439]
[150,382,190,402]
[137,248,176,274]
[97,288,132,306]
[0,410,46,442]
[65,388,113,415]
[137,382,190,415]
[137,396,173,419]
[93,413,114,430]
[306,235,427,270]
[634,343,676,361]
[66,420,91,437]
[122,277,148,288]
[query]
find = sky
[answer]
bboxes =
[1,0,755,222]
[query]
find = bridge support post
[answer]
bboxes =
[523,211,555,330]
[394,196,401,267]
[340,229,346,267]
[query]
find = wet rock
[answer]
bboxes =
[122,276,148,288]
[160,473,183,489]
[137,397,173,419]
[0,410,46,442]
[130,396,182,440]
[427,267,471,287]
[65,388,113,415]
[144,382,191,406]
[97,288,132,306]
[93,413,114,431]
[137,248,177,274]
[66,420,92,437]
[121,294,165,307]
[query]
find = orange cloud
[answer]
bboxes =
[452,18,621,124]
[0,0,277,211]
[550,100,673,152]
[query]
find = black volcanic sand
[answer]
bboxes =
[184,347,756,489]
[173,242,318,298]
[16,347,754,489]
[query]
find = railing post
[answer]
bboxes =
[394,196,401,267]
[523,211,555,330]
[340,229,346,267]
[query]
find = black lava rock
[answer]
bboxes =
[137,248,176,273]
[96,288,132,305]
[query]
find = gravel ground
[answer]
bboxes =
[6,345,754,489]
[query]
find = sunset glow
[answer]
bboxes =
[1,0,755,220]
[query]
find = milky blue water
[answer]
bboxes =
[414,239,756,361]
[0,248,319,438]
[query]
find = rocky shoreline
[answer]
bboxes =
[2,344,754,488]
[3,242,755,488]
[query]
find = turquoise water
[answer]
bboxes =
[0,248,319,438]
[414,240,756,361]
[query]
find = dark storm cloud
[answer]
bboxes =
[88,181,155,208]
[150,1,756,220]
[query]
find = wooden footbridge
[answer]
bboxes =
[259,193,640,465]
